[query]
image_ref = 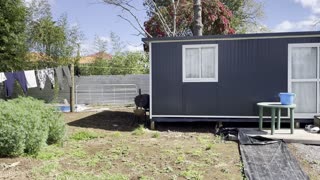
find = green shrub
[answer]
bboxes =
[0,101,26,156]
[0,97,65,156]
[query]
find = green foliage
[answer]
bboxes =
[132,125,146,136]
[26,0,84,66]
[151,132,160,138]
[36,145,65,160]
[180,169,203,180]
[70,131,101,141]
[80,51,149,75]
[221,0,265,33]
[0,0,27,71]
[0,97,65,156]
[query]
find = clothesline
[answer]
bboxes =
[0,66,72,97]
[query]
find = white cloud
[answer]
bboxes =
[294,0,320,14]
[99,36,111,43]
[126,44,144,52]
[273,15,319,32]
[80,40,94,56]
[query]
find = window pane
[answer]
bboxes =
[201,47,216,78]
[292,47,317,79]
[185,48,200,78]
[292,82,317,113]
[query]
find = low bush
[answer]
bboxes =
[0,97,65,156]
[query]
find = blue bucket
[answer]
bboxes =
[59,106,70,112]
[279,92,295,105]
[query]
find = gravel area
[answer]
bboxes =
[292,143,320,172]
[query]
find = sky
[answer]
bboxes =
[32,0,320,55]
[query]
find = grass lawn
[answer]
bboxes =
[2,106,318,180]
[0,106,243,180]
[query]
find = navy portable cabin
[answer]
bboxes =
[142,31,320,123]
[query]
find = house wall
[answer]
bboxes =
[151,37,320,117]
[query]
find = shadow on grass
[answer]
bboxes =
[155,122,217,133]
[67,110,219,133]
[68,110,295,134]
[67,110,141,132]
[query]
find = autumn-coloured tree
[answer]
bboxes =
[144,0,235,37]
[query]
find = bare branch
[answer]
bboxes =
[118,15,148,37]
[103,0,152,38]
[147,0,173,36]
[172,0,180,36]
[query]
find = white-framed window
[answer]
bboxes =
[182,44,218,82]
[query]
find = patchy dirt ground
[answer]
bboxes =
[0,106,243,180]
[288,143,320,180]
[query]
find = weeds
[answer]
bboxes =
[205,143,215,150]
[69,148,87,158]
[104,172,129,180]
[175,154,185,164]
[132,125,146,136]
[180,169,203,180]
[190,149,203,157]
[85,152,105,167]
[112,131,122,138]
[32,161,59,177]
[138,175,155,180]
[35,145,64,160]
[57,170,103,180]
[70,131,102,141]
[151,132,160,138]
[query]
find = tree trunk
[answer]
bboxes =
[193,0,203,36]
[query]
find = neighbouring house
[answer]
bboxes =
[79,52,112,64]
[142,31,320,125]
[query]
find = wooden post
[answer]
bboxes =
[70,64,75,112]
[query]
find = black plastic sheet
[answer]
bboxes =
[238,129,309,180]
[218,128,309,180]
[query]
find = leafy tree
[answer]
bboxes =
[94,35,108,54]
[110,32,125,54]
[80,51,149,75]
[56,14,84,64]
[26,0,84,65]
[29,16,66,59]
[0,0,27,71]
[221,0,265,33]
[144,0,235,37]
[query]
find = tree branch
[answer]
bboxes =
[118,15,145,37]
[103,0,153,38]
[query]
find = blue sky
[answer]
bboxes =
[40,0,320,54]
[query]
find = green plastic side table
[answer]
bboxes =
[257,102,296,135]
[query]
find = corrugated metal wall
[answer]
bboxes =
[151,37,320,116]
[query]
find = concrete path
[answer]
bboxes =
[239,128,320,145]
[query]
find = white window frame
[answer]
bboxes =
[288,43,320,118]
[182,44,218,82]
